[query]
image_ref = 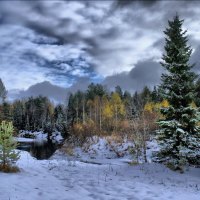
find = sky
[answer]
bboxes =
[1,0,200,102]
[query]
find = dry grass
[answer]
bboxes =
[106,132,125,144]
[106,133,126,158]
[61,145,74,156]
[0,164,20,173]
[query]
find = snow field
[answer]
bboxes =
[0,138,199,200]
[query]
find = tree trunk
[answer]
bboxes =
[82,98,85,124]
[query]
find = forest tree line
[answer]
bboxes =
[1,78,200,139]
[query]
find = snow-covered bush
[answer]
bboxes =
[50,131,64,144]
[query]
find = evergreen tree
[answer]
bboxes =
[133,91,142,116]
[0,79,7,104]
[115,85,123,99]
[67,93,76,125]
[195,78,200,106]
[54,104,67,135]
[151,86,159,102]
[1,102,13,122]
[22,96,55,132]
[157,15,200,169]
[0,121,20,172]
[86,83,106,100]
[13,100,25,130]
[140,86,152,106]
[123,90,133,119]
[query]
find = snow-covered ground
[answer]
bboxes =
[0,138,200,200]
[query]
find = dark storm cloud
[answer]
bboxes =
[108,0,163,30]
[129,60,162,85]
[0,1,82,43]
[68,77,91,92]
[0,1,110,45]
[1,0,199,71]
[1,1,199,47]
[103,60,163,92]
[0,1,156,48]
[152,38,164,51]
[103,37,200,95]
[113,0,159,9]
[25,19,84,45]
[99,27,121,39]
[111,0,200,33]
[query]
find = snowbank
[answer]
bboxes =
[61,137,159,164]
[18,130,63,143]
[15,137,35,143]
[50,131,64,143]
[19,130,48,141]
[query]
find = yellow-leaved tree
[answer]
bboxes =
[110,92,125,130]
[102,95,113,130]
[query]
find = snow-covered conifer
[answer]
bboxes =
[157,15,200,169]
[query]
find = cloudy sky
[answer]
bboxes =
[1,0,200,102]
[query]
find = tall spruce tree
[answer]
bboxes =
[157,15,200,169]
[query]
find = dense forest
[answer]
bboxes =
[1,79,200,139]
[0,80,200,137]
[0,79,162,136]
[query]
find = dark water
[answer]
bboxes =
[17,139,61,160]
